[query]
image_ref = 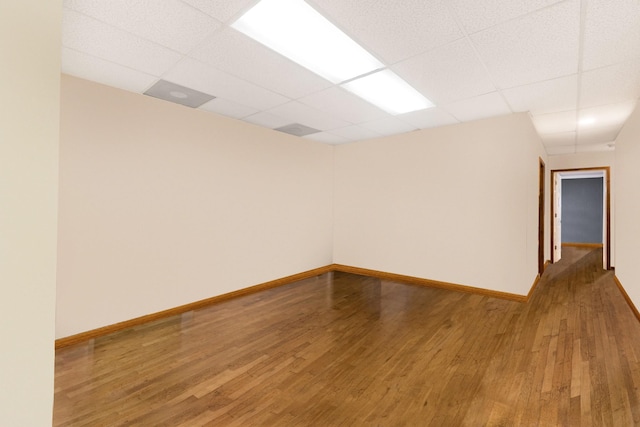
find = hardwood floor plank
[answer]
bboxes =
[54,247,640,425]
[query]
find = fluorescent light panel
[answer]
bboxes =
[342,69,434,115]
[232,0,383,83]
[233,0,434,115]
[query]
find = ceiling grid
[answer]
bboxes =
[61,0,640,152]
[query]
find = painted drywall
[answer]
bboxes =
[615,104,640,311]
[333,113,547,295]
[57,75,333,338]
[547,151,615,170]
[0,1,61,425]
[561,178,603,243]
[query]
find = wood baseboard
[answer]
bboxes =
[527,274,543,300]
[561,242,603,248]
[330,264,528,303]
[56,264,543,349]
[55,265,333,349]
[613,275,640,323]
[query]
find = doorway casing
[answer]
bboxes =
[550,167,611,270]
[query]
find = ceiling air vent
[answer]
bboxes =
[144,80,215,108]
[274,123,321,137]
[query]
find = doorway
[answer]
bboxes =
[538,158,545,276]
[550,167,611,269]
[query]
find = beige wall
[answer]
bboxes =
[0,1,61,424]
[333,113,547,295]
[615,104,640,310]
[57,75,334,338]
[57,78,559,337]
[547,151,615,170]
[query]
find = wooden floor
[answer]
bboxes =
[54,248,640,426]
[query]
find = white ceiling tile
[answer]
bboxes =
[163,57,289,111]
[63,9,182,77]
[303,132,350,145]
[190,28,332,99]
[580,60,640,109]
[179,0,257,23]
[311,0,463,64]
[58,0,637,147]
[359,117,417,137]
[397,108,459,129]
[578,100,637,129]
[266,101,350,131]
[392,38,496,104]
[443,92,512,122]
[582,0,640,70]
[61,48,157,93]
[198,98,258,119]
[546,145,576,155]
[470,0,579,89]
[64,0,220,54]
[330,125,382,141]
[502,75,578,114]
[575,143,616,153]
[449,0,564,34]
[531,110,577,134]
[541,131,576,147]
[577,124,622,145]
[243,112,291,129]
[298,87,388,124]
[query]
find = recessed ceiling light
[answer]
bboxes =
[341,70,434,115]
[232,0,383,83]
[579,116,596,126]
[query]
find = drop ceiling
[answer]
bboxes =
[61,0,640,154]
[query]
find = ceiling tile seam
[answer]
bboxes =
[178,24,228,66]
[294,97,359,126]
[64,7,190,83]
[172,23,306,105]
[62,47,165,96]
[383,35,468,69]
[442,2,512,119]
[459,0,576,36]
[574,0,588,148]
[581,56,640,74]
[211,1,439,124]
[64,7,207,57]
[290,0,447,116]
[62,45,161,78]
[304,0,391,70]
[163,55,294,110]
[494,72,580,92]
[175,0,237,25]
[177,33,337,107]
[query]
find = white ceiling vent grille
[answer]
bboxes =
[274,123,321,136]
[144,80,215,108]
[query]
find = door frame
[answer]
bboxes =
[538,158,545,276]
[550,166,611,269]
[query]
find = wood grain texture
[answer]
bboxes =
[54,247,640,426]
[332,264,528,302]
[614,275,640,323]
[55,265,333,349]
[563,242,605,248]
[56,264,531,349]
